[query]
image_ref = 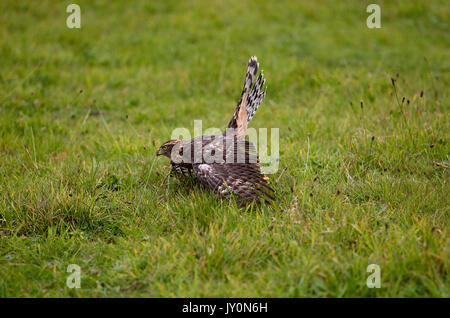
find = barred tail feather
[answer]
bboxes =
[247,71,266,123]
[227,56,266,130]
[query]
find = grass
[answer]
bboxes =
[0,0,449,297]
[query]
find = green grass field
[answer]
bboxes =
[0,0,448,297]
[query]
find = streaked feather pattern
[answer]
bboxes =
[227,56,267,131]
[160,56,273,205]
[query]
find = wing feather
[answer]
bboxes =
[192,150,275,204]
[193,162,274,202]
[227,56,266,131]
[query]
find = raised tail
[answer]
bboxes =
[227,56,267,131]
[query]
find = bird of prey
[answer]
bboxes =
[156,56,274,205]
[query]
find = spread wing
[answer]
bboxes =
[193,162,274,204]
[192,138,274,204]
[227,56,267,133]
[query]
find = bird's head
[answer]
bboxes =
[156,139,181,158]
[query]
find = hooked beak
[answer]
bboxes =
[156,148,162,156]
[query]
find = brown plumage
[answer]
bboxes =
[157,56,273,205]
